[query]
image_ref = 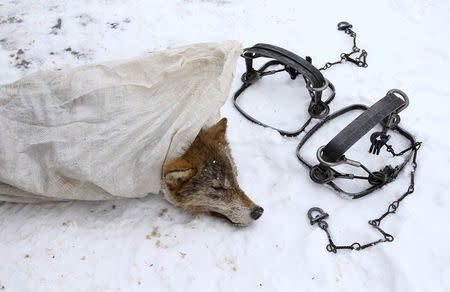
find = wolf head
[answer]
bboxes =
[163,118,263,226]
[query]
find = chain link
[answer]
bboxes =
[319,24,368,71]
[309,21,418,252]
[314,142,421,253]
[386,141,422,157]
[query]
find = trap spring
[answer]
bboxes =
[233,43,336,137]
[296,89,416,199]
[233,21,368,137]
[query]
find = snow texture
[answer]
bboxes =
[0,0,449,291]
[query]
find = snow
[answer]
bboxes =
[1,0,449,291]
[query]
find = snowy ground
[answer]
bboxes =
[1,0,450,291]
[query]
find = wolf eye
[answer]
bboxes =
[211,179,226,190]
[209,193,221,199]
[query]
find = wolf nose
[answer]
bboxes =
[250,206,264,220]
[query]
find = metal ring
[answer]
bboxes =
[316,146,361,167]
[240,52,256,59]
[241,71,260,84]
[387,89,409,113]
[337,21,353,31]
[308,101,330,119]
[307,207,329,225]
[316,146,344,166]
[305,78,329,92]
[323,81,336,104]
[310,165,334,184]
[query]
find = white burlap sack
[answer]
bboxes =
[0,41,242,202]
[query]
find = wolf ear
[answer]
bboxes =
[207,118,228,141]
[164,157,197,190]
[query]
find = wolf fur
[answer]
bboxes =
[163,118,263,225]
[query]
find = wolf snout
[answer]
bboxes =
[250,206,264,220]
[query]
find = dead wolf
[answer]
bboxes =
[164,118,263,226]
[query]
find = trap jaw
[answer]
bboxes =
[231,24,421,252]
[297,89,417,199]
[233,43,336,137]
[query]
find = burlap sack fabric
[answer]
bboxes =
[0,41,242,202]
